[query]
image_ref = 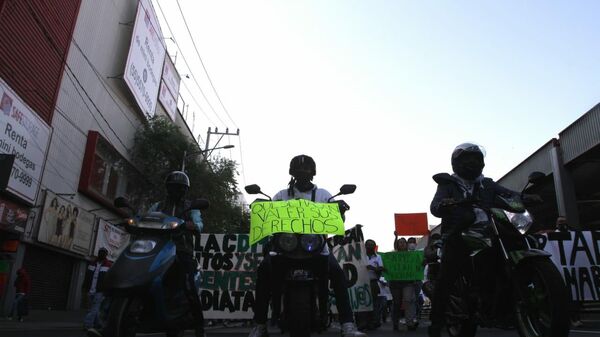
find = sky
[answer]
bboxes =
[153,0,600,251]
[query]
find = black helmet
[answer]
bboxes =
[289,155,316,177]
[451,143,485,180]
[165,171,190,188]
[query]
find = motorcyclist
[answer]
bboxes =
[248,155,366,337]
[150,170,205,337]
[427,143,520,337]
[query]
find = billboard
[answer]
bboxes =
[37,191,96,255]
[0,78,51,204]
[123,0,166,118]
[158,55,181,121]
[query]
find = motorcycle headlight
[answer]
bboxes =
[163,221,180,229]
[503,210,533,234]
[130,240,157,253]
[300,234,323,253]
[277,233,298,252]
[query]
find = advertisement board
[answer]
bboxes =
[123,0,166,118]
[0,78,51,204]
[37,191,96,255]
[94,219,130,261]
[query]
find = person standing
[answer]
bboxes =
[9,267,31,321]
[365,239,384,330]
[82,247,112,330]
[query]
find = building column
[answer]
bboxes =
[550,139,581,228]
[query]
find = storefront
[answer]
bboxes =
[0,195,29,313]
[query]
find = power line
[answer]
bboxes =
[180,79,217,126]
[174,0,238,129]
[155,0,228,127]
[237,135,247,189]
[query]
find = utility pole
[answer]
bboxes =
[204,127,240,159]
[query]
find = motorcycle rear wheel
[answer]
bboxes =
[514,259,570,337]
[102,296,143,337]
[288,284,312,337]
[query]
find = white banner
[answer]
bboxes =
[37,191,96,255]
[0,78,51,204]
[329,226,374,313]
[533,231,600,302]
[94,219,130,261]
[123,0,166,118]
[197,234,267,319]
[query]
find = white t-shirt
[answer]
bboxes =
[273,185,333,203]
[272,185,334,255]
[367,253,383,280]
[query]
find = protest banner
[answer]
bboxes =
[329,225,373,313]
[380,251,424,281]
[394,213,429,236]
[532,231,600,302]
[197,233,268,319]
[250,200,345,245]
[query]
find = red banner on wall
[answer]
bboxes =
[394,213,429,236]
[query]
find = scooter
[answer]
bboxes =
[245,184,356,337]
[94,197,208,337]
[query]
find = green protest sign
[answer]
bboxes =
[380,251,424,281]
[249,200,345,245]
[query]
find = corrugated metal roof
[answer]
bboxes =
[498,140,554,191]
[559,103,600,163]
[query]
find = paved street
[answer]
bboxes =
[2,320,600,337]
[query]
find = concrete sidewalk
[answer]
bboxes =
[0,309,86,331]
[0,309,239,332]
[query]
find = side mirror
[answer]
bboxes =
[245,184,262,195]
[339,184,357,195]
[114,197,131,209]
[528,171,545,185]
[191,198,210,210]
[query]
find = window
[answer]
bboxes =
[79,131,147,211]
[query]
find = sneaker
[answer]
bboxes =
[248,324,269,337]
[87,328,103,337]
[341,322,367,337]
[571,319,583,328]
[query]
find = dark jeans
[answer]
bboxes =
[429,237,470,328]
[253,253,354,324]
[178,253,204,330]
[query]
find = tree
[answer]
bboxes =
[130,116,249,233]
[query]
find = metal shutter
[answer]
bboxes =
[22,244,74,310]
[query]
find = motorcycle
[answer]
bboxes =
[433,172,570,337]
[94,197,209,337]
[244,184,356,337]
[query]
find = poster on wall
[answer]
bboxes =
[37,191,96,255]
[533,231,600,302]
[329,225,374,313]
[0,196,29,233]
[123,0,166,118]
[94,219,130,261]
[0,78,51,205]
[197,233,267,319]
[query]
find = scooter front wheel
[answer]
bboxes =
[102,296,143,337]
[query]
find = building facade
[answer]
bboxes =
[0,0,194,313]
